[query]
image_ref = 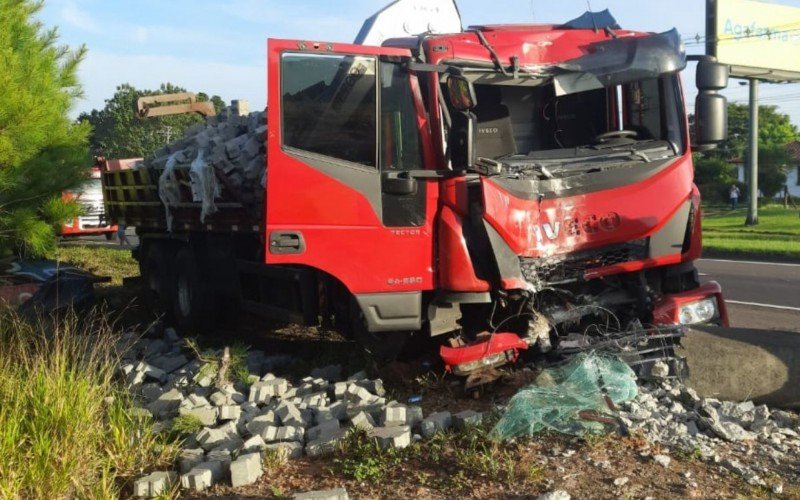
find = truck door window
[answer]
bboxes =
[281,53,377,167]
[380,62,422,171]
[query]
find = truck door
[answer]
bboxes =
[266,39,436,314]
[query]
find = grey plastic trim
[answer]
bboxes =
[650,201,692,258]
[483,220,525,285]
[355,292,422,332]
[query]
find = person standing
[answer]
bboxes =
[117,223,131,247]
[729,184,741,210]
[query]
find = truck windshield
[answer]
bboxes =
[463,74,685,162]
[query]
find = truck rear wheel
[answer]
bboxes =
[172,247,216,333]
[141,243,173,310]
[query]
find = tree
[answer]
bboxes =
[758,144,791,199]
[79,84,226,159]
[693,154,739,203]
[713,104,800,160]
[0,0,90,258]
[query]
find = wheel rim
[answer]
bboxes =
[177,274,191,318]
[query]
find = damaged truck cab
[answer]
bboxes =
[264,20,729,369]
[110,8,730,380]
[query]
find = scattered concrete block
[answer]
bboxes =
[276,401,305,427]
[421,412,452,438]
[350,411,376,431]
[357,379,385,397]
[328,401,348,420]
[407,406,424,428]
[179,448,205,473]
[143,339,167,358]
[196,422,239,451]
[310,364,342,382]
[210,436,243,454]
[453,410,483,430]
[247,413,279,436]
[347,371,368,381]
[149,354,188,373]
[179,406,218,426]
[314,407,337,425]
[380,403,407,426]
[133,471,176,498]
[307,420,340,442]
[207,449,232,469]
[331,382,348,401]
[265,441,304,460]
[181,461,223,492]
[138,363,167,383]
[344,384,373,404]
[275,425,305,443]
[230,452,263,487]
[185,394,211,408]
[139,383,164,403]
[370,425,412,450]
[293,487,350,500]
[164,327,180,343]
[147,389,184,418]
[209,391,229,407]
[242,435,267,453]
[305,428,347,457]
[219,405,241,421]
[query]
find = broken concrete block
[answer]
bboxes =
[185,394,211,408]
[179,406,219,426]
[230,452,263,488]
[314,407,336,425]
[179,448,205,474]
[265,441,304,460]
[293,488,350,500]
[133,471,176,498]
[207,449,232,469]
[143,339,167,358]
[453,410,483,430]
[139,383,164,403]
[357,379,385,397]
[371,425,412,450]
[181,461,223,492]
[209,436,243,455]
[420,412,452,438]
[331,382,348,401]
[249,378,289,403]
[328,401,348,420]
[347,371,368,381]
[219,405,241,421]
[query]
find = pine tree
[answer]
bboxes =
[0,0,90,258]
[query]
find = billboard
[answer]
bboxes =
[713,0,800,80]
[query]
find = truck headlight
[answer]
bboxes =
[678,298,718,325]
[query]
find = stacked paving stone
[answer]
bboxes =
[125,325,483,497]
[619,363,800,488]
[145,104,267,210]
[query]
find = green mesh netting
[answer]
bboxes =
[491,352,638,439]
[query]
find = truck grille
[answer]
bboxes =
[520,240,649,287]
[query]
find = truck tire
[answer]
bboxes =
[172,247,216,333]
[140,243,173,310]
[349,298,410,361]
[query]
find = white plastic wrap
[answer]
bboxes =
[157,152,182,232]
[189,149,221,223]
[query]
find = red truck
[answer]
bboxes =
[60,162,123,239]
[103,7,730,379]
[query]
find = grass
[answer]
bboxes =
[0,307,179,498]
[49,245,138,287]
[702,205,800,261]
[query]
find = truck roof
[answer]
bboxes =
[420,26,647,67]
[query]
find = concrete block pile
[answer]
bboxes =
[619,373,800,487]
[122,325,483,497]
[145,104,267,214]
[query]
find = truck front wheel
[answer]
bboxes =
[172,247,216,333]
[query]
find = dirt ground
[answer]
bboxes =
[96,279,797,499]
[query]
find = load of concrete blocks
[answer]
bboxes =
[143,101,267,227]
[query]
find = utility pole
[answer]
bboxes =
[746,79,759,226]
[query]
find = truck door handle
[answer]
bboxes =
[269,231,306,254]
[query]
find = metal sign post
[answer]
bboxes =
[746,79,759,225]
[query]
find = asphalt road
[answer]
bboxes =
[697,259,800,332]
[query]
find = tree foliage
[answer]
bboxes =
[79,84,225,159]
[0,0,90,258]
[714,104,800,160]
[758,144,791,198]
[694,155,739,203]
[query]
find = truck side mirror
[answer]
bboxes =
[693,60,729,150]
[446,75,478,111]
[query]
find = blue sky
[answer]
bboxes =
[37,0,800,124]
